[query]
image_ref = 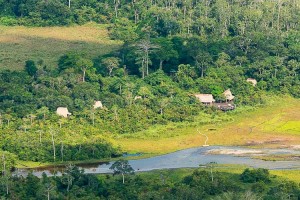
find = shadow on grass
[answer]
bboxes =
[0,35,121,70]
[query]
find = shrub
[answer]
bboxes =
[0,17,18,26]
[240,168,270,183]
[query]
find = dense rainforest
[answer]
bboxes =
[0,1,299,200]
[1,167,300,200]
[0,0,300,167]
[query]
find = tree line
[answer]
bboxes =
[0,0,300,164]
[0,166,299,199]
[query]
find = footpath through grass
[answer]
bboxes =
[114,96,300,154]
[0,23,121,70]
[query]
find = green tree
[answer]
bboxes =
[110,18,138,43]
[75,58,93,82]
[101,57,120,77]
[195,51,213,77]
[25,60,38,76]
[152,37,178,70]
[134,39,159,79]
[110,159,135,184]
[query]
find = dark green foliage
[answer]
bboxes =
[0,151,17,171]
[266,181,300,200]
[1,168,298,200]
[0,131,120,162]
[1,0,300,167]
[110,159,134,184]
[25,60,38,76]
[240,168,271,183]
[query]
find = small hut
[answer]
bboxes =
[56,107,71,118]
[246,78,257,86]
[223,89,234,102]
[195,94,215,105]
[134,96,142,101]
[93,101,103,109]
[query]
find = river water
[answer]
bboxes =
[16,146,300,177]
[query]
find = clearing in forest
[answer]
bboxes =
[0,23,121,70]
[116,96,300,154]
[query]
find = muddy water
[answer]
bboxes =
[16,146,300,177]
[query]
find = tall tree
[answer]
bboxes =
[101,57,120,77]
[109,159,135,184]
[76,58,93,82]
[134,39,159,78]
[152,37,178,70]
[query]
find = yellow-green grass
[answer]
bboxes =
[16,96,300,168]
[0,23,121,70]
[114,96,300,154]
[271,170,300,183]
[98,166,300,184]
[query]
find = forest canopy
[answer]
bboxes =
[0,0,300,163]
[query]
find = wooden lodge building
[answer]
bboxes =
[195,89,236,111]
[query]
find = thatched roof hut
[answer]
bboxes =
[223,89,235,101]
[246,78,257,86]
[93,101,103,109]
[56,107,71,118]
[195,94,215,104]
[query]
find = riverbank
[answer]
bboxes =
[17,146,300,180]
[114,96,300,154]
[15,96,300,169]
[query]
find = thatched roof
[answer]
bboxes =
[56,107,71,118]
[223,89,235,101]
[247,78,257,86]
[93,101,103,109]
[134,96,142,101]
[195,94,215,103]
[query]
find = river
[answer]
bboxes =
[16,146,300,177]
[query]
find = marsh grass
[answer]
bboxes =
[114,96,300,154]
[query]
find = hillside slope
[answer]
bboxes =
[0,23,121,70]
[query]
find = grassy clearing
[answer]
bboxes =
[114,96,300,154]
[16,96,300,168]
[271,170,300,183]
[0,23,121,70]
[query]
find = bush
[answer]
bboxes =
[240,168,270,183]
[0,17,18,26]
[0,151,18,171]
[251,181,268,193]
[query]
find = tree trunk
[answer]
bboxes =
[61,142,64,162]
[2,154,5,174]
[159,60,163,70]
[51,131,56,162]
[82,68,86,82]
[109,67,113,77]
[39,131,42,143]
[2,154,8,195]
[122,173,125,184]
[146,52,149,76]
[142,58,145,79]
[92,113,95,126]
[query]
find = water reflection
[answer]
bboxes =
[17,146,300,177]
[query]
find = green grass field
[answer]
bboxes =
[0,23,121,70]
[113,96,300,154]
